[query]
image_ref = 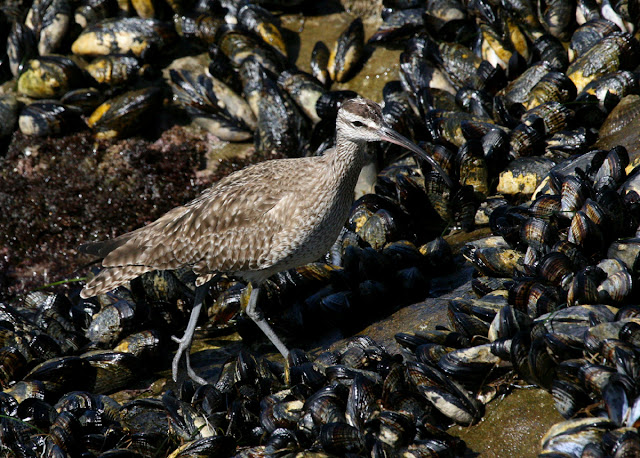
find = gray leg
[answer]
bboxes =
[246,283,290,360]
[172,283,208,385]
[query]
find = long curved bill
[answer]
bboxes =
[379,126,454,189]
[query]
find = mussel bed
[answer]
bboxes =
[5,0,640,455]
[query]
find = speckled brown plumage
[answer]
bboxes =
[80,117,366,298]
[80,97,448,301]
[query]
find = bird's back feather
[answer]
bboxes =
[80,156,328,297]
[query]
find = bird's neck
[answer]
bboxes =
[327,132,367,190]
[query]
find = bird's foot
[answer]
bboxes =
[171,333,207,386]
[171,299,207,385]
[246,285,290,360]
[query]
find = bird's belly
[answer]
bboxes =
[235,224,342,284]
[259,198,350,275]
[276,218,344,268]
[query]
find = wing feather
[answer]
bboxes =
[81,156,321,297]
[96,159,309,271]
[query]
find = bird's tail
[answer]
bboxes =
[78,235,134,258]
[80,264,153,298]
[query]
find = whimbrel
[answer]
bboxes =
[79,97,452,384]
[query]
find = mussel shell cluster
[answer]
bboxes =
[6,0,640,454]
[0,224,458,457]
[455,144,640,455]
[0,283,475,457]
[0,0,370,150]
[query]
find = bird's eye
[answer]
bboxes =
[352,121,365,127]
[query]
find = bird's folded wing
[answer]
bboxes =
[98,178,291,274]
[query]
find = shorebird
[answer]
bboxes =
[79,97,452,384]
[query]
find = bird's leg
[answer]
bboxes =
[171,282,209,385]
[246,283,290,360]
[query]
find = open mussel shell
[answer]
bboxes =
[237,4,287,58]
[133,268,194,306]
[437,343,504,384]
[260,394,304,433]
[328,17,365,83]
[310,41,330,86]
[488,305,532,341]
[540,417,617,455]
[407,359,482,417]
[375,409,416,449]
[113,330,162,360]
[87,86,161,139]
[18,56,82,99]
[497,156,555,197]
[169,68,254,141]
[357,208,406,250]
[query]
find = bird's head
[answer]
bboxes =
[337,97,454,188]
[336,97,389,143]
